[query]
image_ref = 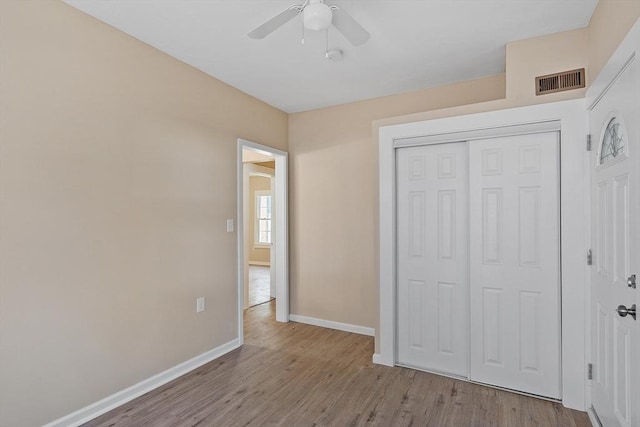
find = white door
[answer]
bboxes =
[397,142,469,376]
[468,132,561,399]
[590,55,639,427]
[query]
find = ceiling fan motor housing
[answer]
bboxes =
[304,0,333,31]
[247,0,370,47]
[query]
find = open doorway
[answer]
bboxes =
[245,162,274,308]
[237,139,288,344]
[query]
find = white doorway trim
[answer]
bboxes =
[377,99,589,410]
[237,138,289,345]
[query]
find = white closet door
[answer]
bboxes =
[397,142,469,376]
[468,132,561,399]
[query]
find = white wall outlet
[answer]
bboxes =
[226,219,234,232]
[196,297,205,313]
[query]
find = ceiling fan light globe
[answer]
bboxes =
[303,3,332,31]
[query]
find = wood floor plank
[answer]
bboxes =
[84,302,590,427]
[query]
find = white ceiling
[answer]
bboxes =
[243,149,274,163]
[63,0,598,113]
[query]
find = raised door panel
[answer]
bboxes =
[613,318,631,427]
[519,291,541,373]
[482,287,504,366]
[408,191,425,258]
[397,142,469,376]
[596,304,610,391]
[482,188,503,264]
[437,282,455,354]
[408,280,426,349]
[519,187,541,267]
[438,190,456,260]
[469,132,561,399]
[613,174,630,286]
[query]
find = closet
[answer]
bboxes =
[396,132,561,399]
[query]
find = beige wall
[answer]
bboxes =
[287,28,587,330]
[288,75,506,327]
[0,1,287,426]
[288,8,640,336]
[506,28,588,103]
[248,175,272,264]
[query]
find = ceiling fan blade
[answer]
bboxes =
[248,6,301,39]
[331,6,370,46]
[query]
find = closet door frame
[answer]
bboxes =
[376,99,588,411]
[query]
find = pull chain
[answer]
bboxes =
[325,28,329,58]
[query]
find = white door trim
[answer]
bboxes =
[237,139,289,345]
[377,99,588,410]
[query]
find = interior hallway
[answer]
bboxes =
[83,301,590,426]
[248,265,272,307]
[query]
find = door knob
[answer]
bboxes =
[628,274,636,289]
[616,304,637,320]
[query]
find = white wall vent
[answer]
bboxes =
[535,68,585,95]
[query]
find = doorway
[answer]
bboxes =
[244,163,275,308]
[237,139,288,344]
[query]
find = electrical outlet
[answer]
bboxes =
[196,297,205,313]
[226,219,234,232]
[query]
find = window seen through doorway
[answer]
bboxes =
[255,191,272,245]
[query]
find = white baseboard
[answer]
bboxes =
[372,353,394,367]
[248,261,270,266]
[43,338,241,427]
[289,314,374,337]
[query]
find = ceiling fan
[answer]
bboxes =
[248,0,370,47]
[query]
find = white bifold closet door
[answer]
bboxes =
[468,132,561,399]
[397,142,469,376]
[397,132,561,399]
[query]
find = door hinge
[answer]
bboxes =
[588,363,593,380]
[587,249,593,266]
[586,134,592,151]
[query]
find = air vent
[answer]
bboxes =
[535,68,585,95]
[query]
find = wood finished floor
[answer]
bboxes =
[248,265,272,307]
[84,302,590,427]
